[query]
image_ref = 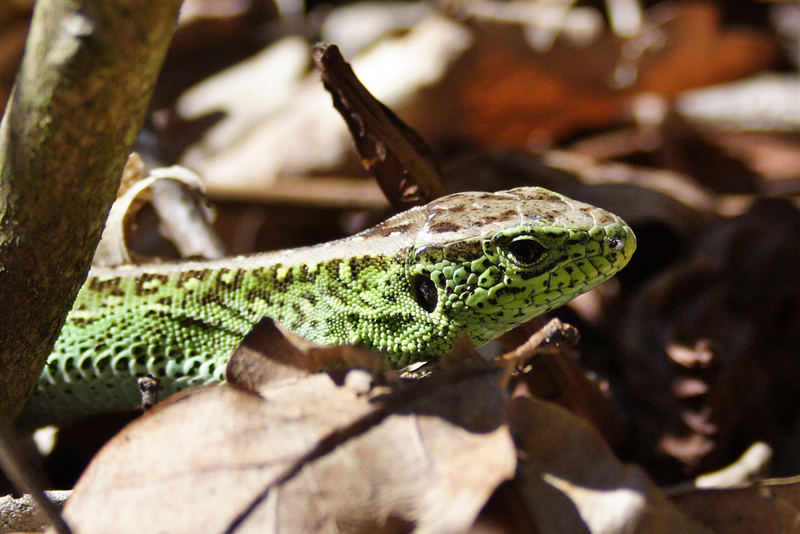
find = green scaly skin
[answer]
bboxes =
[18,187,635,427]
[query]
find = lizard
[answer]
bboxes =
[17,187,635,427]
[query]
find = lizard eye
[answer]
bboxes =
[506,238,544,265]
[411,274,438,313]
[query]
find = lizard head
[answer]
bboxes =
[406,187,636,352]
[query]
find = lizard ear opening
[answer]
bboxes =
[411,274,438,313]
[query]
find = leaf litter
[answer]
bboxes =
[61,321,517,534]
[1,1,800,532]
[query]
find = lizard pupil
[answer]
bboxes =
[411,274,438,313]
[507,239,544,265]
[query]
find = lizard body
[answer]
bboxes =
[19,187,635,426]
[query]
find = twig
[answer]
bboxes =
[501,318,581,365]
[0,423,71,534]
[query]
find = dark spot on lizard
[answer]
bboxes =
[176,270,209,288]
[246,288,271,305]
[197,293,251,322]
[349,257,360,278]
[503,208,517,215]
[88,277,123,296]
[428,221,460,233]
[298,263,311,282]
[542,211,558,221]
[134,274,169,295]
[520,270,546,281]
[359,222,412,238]
[143,308,167,319]
[218,268,244,288]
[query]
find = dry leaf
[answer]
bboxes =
[226,318,389,391]
[407,2,775,148]
[618,199,800,479]
[92,161,211,267]
[61,361,515,533]
[506,397,710,533]
[0,490,69,534]
[670,475,800,533]
[178,13,471,196]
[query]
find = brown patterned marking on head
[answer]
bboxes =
[542,210,561,220]
[359,221,413,238]
[478,215,502,224]
[480,209,520,225]
[443,239,482,261]
[501,208,518,217]
[417,191,520,244]
[427,220,461,234]
[514,188,566,203]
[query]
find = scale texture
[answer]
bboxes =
[19,187,635,426]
